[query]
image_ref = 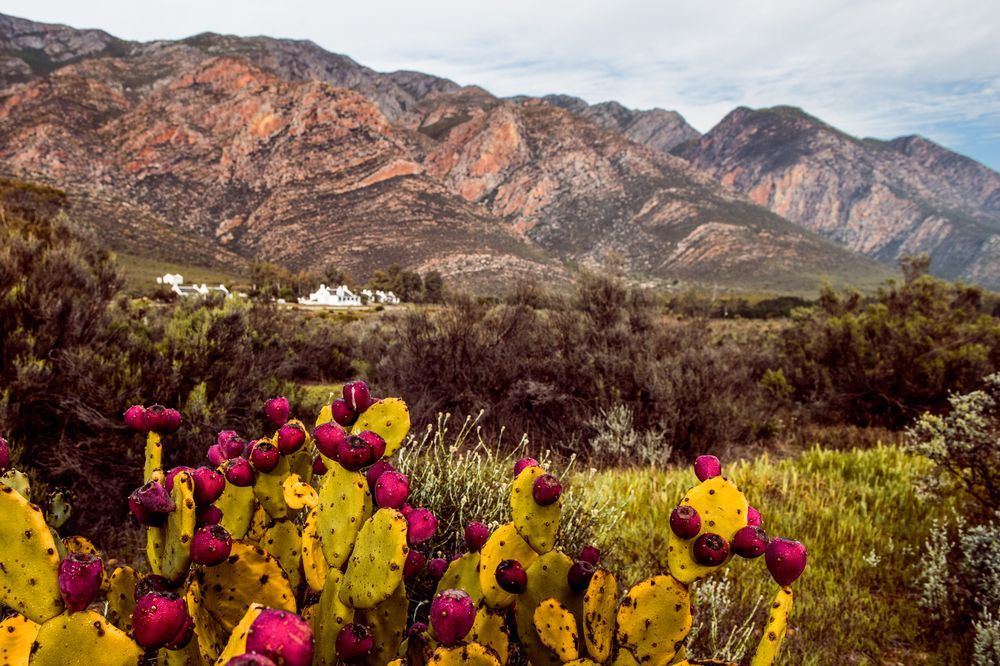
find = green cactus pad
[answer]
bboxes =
[283,473,319,511]
[215,603,264,666]
[161,470,197,583]
[313,569,355,666]
[750,586,793,666]
[428,643,502,666]
[0,484,64,623]
[0,614,39,666]
[340,509,409,609]
[144,431,163,484]
[513,550,582,666]
[356,580,409,666]
[254,454,293,520]
[351,398,411,457]
[316,463,373,568]
[106,566,139,632]
[186,578,228,665]
[44,491,72,530]
[533,597,581,662]
[478,522,539,609]
[29,610,142,666]
[583,569,617,663]
[302,507,331,592]
[195,540,296,632]
[471,606,510,665]
[666,476,748,584]
[436,552,483,605]
[1,469,31,500]
[511,465,560,555]
[217,483,256,540]
[262,519,304,591]
[616,574,692,665]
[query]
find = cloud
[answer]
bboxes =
[6,0,1000,168]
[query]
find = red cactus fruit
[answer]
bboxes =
[58,553,103,612]
[132,591,192,650]
[313,422,349,461]
[567,560,596,592]
[123,405,149,432]
[430,589,476,646]
[246,608,314,666]
[192,467,226,505]
[464,521,490,552]
[207,444,227,468]
[365,460,394,492]
[190,524,233,566]
[222,457,255,487]
[343,381,373,414]
[765,537,807,586]
[336,435,374,472]
[146,405,180,434]
[427,557,449,581]
[335,622,373,663]
[164,466,193,493]
[249,441,281,473]
[406,622,428,638]
[693,533,730,566]
[513,457,539,477]
[277,423,307,455]
[406,508,438,546]
[375,471,410,509]
[196,504,223,527]
[747,505,763,527]
[694,455,722,481]
[494,559,527,594]
[355,430,386,462]
[226,655,278,666]
[264,397,291,428]
[403,549,426,580]
[532,474,562,506]
[330,399,356,428]
[166,612,195,649]
[579,545,601,565]
[129,481,176,526]
[732,526,769,559]
[312,456,328,476]
[669,505,702,539]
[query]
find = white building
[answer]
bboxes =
[360,289,401,305]
[156,274,231,298]
[298,284,362,307]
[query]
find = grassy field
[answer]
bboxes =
[114,252,247,294]
[576,445,966,664]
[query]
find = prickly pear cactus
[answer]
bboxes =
[0,484,64,623]
[351,398,411,457]
[316,462,373,568]
[340,508,409,609]
[514,550,582,666]
[511,464,560,555]
[436,552,483,605]
[534,597,581,662]
[750,587,793,666]
[195,540,296,631]
[616,574,692,665]
[29,610,142,666]
[0,614,39,666]
[479,522,538,608]
[428,642,502,666]
[666,476,748,584]
[582,569,617,663]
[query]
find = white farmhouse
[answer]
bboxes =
[298,284,362,307]
[360,289,401,305]
[156,274,231,298]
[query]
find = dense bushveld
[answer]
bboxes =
[3,178,1000,662]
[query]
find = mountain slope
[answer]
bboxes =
[675,106,1000,287]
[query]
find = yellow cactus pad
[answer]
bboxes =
[316,404,333,428]
[283,473,319,511]
[666,476,748,584]
[146,524,165,576]
[0,484,64,623]
[61,535,99,557]
[478,522,539,609]
[187,578,228,665]
[351,398,411,457]
[564,661,600,666]
[28,610,142,666]
[144,431,163,484]
[534,598,581,662]
[262,519,304,591]
[514,550,582,666]
[254,455,292,520]
[616,574,692,665]
[471,606,510,665]
[356,580,409,666]
[612,651,641,666]
[316,463,373,568]
[313,569,355,666]
[217,483,256,540]
[161,470,197,583]
[106,566,138,632]
[428,643,502,666]
[247,503,272,543]
[340,509,409,609]
[436,552,483,605]
[287,446,316,486]
[302,507,331,592]
[750,586,793,666]
[583,569,617,663]
[214,603,264,666]
[195,540,296,632]
[0,614,39,666]
[511,465,560,555]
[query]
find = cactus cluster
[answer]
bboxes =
[0,393,806,665]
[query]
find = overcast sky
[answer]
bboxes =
[6,0,1000,170]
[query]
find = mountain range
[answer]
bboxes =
[2,12,998,291]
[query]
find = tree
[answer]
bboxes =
[423,271,444,303]
[899,252,932,284]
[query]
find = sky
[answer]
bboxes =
[5,0,1000,171]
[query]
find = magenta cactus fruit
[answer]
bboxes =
[129,481,176,526]
[374,471,410,509]
[494,559,528,594]
[207,444,227,468]
[146,405,181,434]
[0,436,8,471]
[579,545,601,565]
[123,405,149,431]
[192,466,226,505]
[732,526,769,559]
[464,521,490,552]
[313,422,348,461]
[365,460,394,492]
[196,504,224,527]
[217,431,246,459]
[264,396,291,428]
[406,508,438,545]
[226,655,278,666]
[427,557,449,581]
[747,505,763,527]
[222,457,255,487]
[164,466,194,493]
[403,549,426,580]
[277,423,307,455]
[343,381,373,414]
[58,553,103,612]
[567,560,596,592]
[669,505,702,539]
[166,613,195,650]
[249,441,281,473]
[513,457,539,477]
[532,474,562,506]
[246,608,315,666]
[693,533,730,566]
[132,591,192,650]
[335,622,374,663]
[407,622,428,638]
[430,589,476,646]
[399,504,414,518]
[330,399,356,428]
[694,454,722,481]
[336,435,375,472]
[355,430,387,462]
[765,537,808,586]
[190,524,233,566]
[312,456,328,476]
